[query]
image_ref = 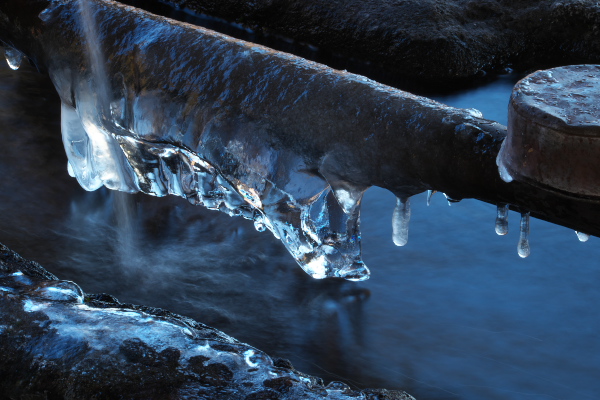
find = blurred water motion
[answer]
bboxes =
[1,61,599,400]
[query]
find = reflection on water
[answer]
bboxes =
[1,61,600,400]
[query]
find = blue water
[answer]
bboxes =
[1,61,599,400]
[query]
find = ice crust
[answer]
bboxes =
[0,244,415,399]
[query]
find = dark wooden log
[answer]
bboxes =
[1,0,599,239]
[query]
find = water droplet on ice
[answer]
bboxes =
[495,204,509,235]
[576,231,590,242]
[392,196,411,246]
[517,212,531,258]
[5,47,24,70]
[426,190,436,206]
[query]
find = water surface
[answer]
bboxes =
[1,61,598,400]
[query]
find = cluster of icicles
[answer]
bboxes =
[4,47,591,275]
[393,189,590,259]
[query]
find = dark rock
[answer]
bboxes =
[0,242,416,399]
[131,0,600,83]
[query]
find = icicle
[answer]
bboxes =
[392,196,411,246]
[4,47,24,70]
[575,231,590,242]
[426,190,437,206]
[517,212,530,258]
[498,163,514,183]
[442,193,455,206]
[495,204,509,235]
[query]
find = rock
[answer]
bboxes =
[0,242,415,399]
[132,0,600,83]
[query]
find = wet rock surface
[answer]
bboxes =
[135,0,600,84]
[0,242,415,399]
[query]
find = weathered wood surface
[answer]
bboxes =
[0,0,599,239]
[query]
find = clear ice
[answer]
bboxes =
[426,190,436,206]
[495,204,509,236]
[37,0,513,280]
[4,47,23,70]
[392,197,411,246]
[517,212,531,258]
[57,75,370,281]
[496,139,514,183]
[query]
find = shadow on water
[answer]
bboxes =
[1,60,600,400]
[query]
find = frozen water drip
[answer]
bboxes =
[495,204,509,235]
[426,190,436,206]
[518,212,531,258]
[392,196,411,246]
[575,231,590,242]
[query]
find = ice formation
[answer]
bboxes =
[4,47,23,70]
[576,231,590,242]
[495,204,509,236]
[392,197,410,246]
[12,0,509,280]
[517,212,531,258]
[0,243,415,399]
[426,190,436,206]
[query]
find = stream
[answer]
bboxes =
[1,56,599,399]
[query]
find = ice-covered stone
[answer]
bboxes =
[0,242,415,400]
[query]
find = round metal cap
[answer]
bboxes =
[497,65,600,197]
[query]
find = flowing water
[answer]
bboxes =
[1,58,599,400]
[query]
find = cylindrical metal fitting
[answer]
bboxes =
[498,65,600,197]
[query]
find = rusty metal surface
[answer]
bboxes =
[499,65,600,197]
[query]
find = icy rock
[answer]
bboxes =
[0,242,415,400]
